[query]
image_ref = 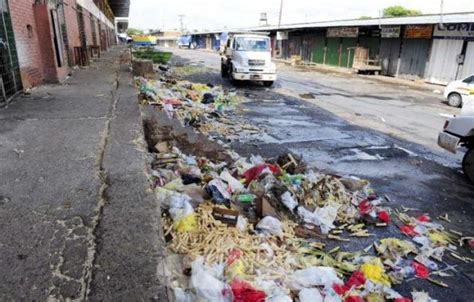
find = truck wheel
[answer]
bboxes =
[462,148,474,183]
[448,92,462,107]
[263,81,274,87]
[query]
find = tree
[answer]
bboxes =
[383,6,422,17]
[127,28,144,36]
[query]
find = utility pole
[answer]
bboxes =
[440,0,444,26]
[178,14,185,33]
[278,0,284,27]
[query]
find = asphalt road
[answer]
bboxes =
[165,47,474,301]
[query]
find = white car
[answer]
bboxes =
[444,74,474,107]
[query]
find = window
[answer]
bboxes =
[234,37,270,52]
[27,25,33,38]
[463,76,474,84]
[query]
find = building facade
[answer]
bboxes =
[190,12,474,85]
[1,0,127,105]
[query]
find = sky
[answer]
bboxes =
[128,0,474,32]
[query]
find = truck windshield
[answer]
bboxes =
[234,37,269,52]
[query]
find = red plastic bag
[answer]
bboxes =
[242,164,280,185]
[411,261,429,279]
[394,298,412,302]
[162,98,183,106]
[230,279,266,302]
[346,271,366,288]
[377,210,390,223]
[399,225,418,237]
[345,296,364,302]
[358,199,372,215]
[416,215,430,223]
[333,271,366,296]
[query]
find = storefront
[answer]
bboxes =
[426,23,474,84]
[398,25,433,79]
[326,27,358,67]
[379,26,402,76]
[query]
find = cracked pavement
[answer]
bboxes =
[0,48,166,300]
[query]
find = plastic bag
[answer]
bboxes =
[229,280,266,302]
[287,266,343,291]
[360,258,390,286]
[206,179,231,204]
[220,170,244,193]
[299,288,323,302]
[281,191,298,211]
[297,204,340,234]
[256,216,283,237]
[168,194,197,232]
[225,249,246,280]
[191,258,233,302]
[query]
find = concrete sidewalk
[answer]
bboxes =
[275,59,445,93]
[0,47,166,300]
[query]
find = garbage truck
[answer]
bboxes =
[438,92,474,183]
[220,33,277,87]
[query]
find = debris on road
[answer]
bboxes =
[138,65,472,302]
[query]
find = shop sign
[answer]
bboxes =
[404,25,433,39]
[433,23,474,38]
[327,27,359,38]
[381,26,401,38]
[277,31,289,40]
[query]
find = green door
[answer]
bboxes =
[325,38,340,66]
[359,36,381,60]
[312,37,325,64]
[0,0,22,104]
[340,38,357,68]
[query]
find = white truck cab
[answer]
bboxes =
[221,34,277,87]
[444,74,474,107]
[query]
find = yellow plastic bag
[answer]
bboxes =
[174,214,197,232]
[360,258,390,286]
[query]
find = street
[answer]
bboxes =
[166,47,474,299]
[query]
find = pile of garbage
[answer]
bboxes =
[136,76,262,143]
[149,139,471,301]
[139,66,472,302]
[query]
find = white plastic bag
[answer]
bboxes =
[286,266,343,291]
[191,258,232,302]
[299,288,323,302]
[256,216,283,236]
[297,204,340,234]
[220,170,244,193]
[281,191,298,211]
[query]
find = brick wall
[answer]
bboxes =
[8,0,44,88]
[83,12,93,46]
[63,0,81,65]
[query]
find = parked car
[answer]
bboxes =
[444,74,474,107]
[438,114,474,183]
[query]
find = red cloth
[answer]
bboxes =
[394,298,412,302]
[345,296,364,302]
[230,280,266,302]
[377,210,390,223]
[242,164,280,185]
[399,225,418,237]
[411,261,429,279]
